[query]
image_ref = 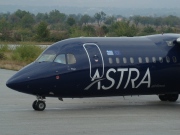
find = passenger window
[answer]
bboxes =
[152,57,156,63]
[116,58,120,64]
[123,57,127,64]
[138,57,142,63]
[145,57,149,63]
[67,54,76,64]
[109,58,113,64]
[166,56,170,63]
[159,57,163,63]
[172,56,177,63]
[130,57,134,64]
[54,54,66,64]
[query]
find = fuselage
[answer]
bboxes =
[6,34,180,98]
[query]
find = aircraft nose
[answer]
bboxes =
[6,75,29,92]
[6,78,19,90]
[6,76,34,95]
[6,79,12,89]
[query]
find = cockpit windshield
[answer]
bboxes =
[36,54,56,62]
[36,45,59,62]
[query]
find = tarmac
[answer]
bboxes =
[1,69,180,135]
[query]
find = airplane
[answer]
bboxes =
[6,33,180,111]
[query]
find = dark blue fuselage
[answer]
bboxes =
[6,34,180,98]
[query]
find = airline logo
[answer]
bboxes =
[85,68,151,90]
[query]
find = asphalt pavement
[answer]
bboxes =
[0,69,180,135]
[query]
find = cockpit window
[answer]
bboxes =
[37,54,56,62]
[36,45,58,62]
[166,41,174,46]
[165,38,177,46]
[54,54,66,64]
[67,54,76,64]
[54,54,76,64]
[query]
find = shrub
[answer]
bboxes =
[0,51,6,60]
[0,44,9,60]
[0,44,9,52]
[12,45,44,63]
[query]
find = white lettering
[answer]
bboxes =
[124,68,140,89]
[92,69,100,81]
[84,78,105,90]
[84,68,151,91]
[102,69,116,90]
[90,69,101,90]
[136,68,151,88]
[116,68,128,89]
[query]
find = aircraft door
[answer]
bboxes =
[83,43,104,80]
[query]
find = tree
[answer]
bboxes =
[35,13,48,23]
[48,10,66,24]
[111,21,138,37]
[130,15,141,26]
[9,14,20,24]
[80,14,91,26]
[66,17,76,26]
[14,28,32,41]
[82,25,96,36]
[14,9,27,19]
[101,25,109,35]
[21,14,35,28]
[130,16,155,26]
[69,26,87,37]
[164,27,175,33]
[94,11,106,26]
[35,21,50,41]
[162,15,180,26]
[69,14,80,22]
[0,17,11,41]
[13,10,35,28]
[154,17,163,28]
[143,26,156,34]
[104,16,115,25]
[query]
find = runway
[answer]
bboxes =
[1,69,180,135]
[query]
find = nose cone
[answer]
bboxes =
[6,78,19,90]
[6,75,27,91]
[6,62,57,95]
[6,63,35,92]
[6,62,39,91]
[6,78,14,89]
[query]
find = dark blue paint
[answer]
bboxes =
[6,34,180,98]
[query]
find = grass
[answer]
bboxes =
[0,41,53,45]
[0,60,27,71]
[0,43,45,70]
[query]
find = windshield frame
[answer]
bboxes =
[36,45,60,62]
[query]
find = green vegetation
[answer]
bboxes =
[35,21,50,41]
[0,44,44,70]
[1,9,180,70]
[0,44,8,60]
[0,9,180,43]
[12,45,43,63]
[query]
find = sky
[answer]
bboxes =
[0,0,179,8]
